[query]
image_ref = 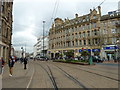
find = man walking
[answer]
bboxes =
[24,57,28,69]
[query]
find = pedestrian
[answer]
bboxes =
[107,55,110,61]
[8,56,15,76]
[20,58,23,64]
[23,57,28,69]
[0,57,5,75]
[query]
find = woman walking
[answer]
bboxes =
[8,56,14,76]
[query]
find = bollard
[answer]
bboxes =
[89,56,93,65]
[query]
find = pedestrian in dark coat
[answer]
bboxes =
[24,57,27,69]
[8,56,15,76]
[107,55,110,61]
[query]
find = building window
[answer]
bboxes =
[87,24,89,29]
[76,33,78,38]
[83,19,86,22]
[88,31,90,36]
[72,41,74,46]
[95,39,98,45]
[83,32,86,37]
[93,23,96,28]
[64,42,65,47]
[112,38,116,44]
[93,15,96,19]
[79,40,82,45]
[79,32,82,38]
[72,27,74,32]
[104,22,106,27]
[94,30,97,35]
[84,40,86,45]
[92,39,94,45]
[112,20,116,25]
[104,38,107,44]
[111,29,116,33]
[88,39,91,45]
[68,41,70,47]
[76,40,78,46]
[104,29,107,34]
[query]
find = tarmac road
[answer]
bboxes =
[2,60,119,89]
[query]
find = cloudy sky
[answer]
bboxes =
[12,0,120,53]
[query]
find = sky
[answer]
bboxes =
[12,0,120,53]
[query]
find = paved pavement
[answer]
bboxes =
[2,60,34,88]
[102,60,119,64]
[2,60,119,89]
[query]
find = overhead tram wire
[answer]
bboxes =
[95,0,106,9]
[13,0,60,49]
[46,0,60,34]
[52,0,60,20]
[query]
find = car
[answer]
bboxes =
[91,56,103,63]
[38,56,49,61]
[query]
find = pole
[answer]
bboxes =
[43,21,45,60]
[89,20,93,65]
[25,43,26,57]
[21,47,24,58]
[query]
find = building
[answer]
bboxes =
[14,51,22,58]
[11,46,15,56]
[48,6,101,59]
[0,1,13,62]
[100,11,120,60]
[33,43,38,58]
[48,6,120,60]
[33,36,49,58]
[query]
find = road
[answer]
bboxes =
[2,60,119,89]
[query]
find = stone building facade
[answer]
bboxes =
[48,6,101,59]
[48,6,120,60]
[0,1,13,62]
[100,11,120,60]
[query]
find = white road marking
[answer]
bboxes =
[26,64,35,89]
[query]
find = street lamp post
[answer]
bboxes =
[116,40,120,62]
[89,20,93,65]
[21,47,24,59]
[114,43,117,62]
[43,21,45,60]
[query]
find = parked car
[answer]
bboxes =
[92,56,104,63]
[38,56,49,61]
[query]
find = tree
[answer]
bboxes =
[94,51,100,56]
[81,51,90,62]
[64,50,74,58]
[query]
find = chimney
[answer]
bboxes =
[64,18,67,22]
[90,9,92,13]
[98,6,101,16]
[75,13,78,18]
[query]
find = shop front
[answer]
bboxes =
[101,45,118,60]
[79,48,100,56]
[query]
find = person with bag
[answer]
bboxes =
[8,56,14,76]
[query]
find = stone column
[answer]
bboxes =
[0,46,3,57]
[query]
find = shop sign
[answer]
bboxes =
[92,49,100,52]
[79,49,91,52]
[103,46,118,50]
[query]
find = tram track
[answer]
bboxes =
[36,62,58,90]
[53,62,119,82]
[37,62,91,89]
